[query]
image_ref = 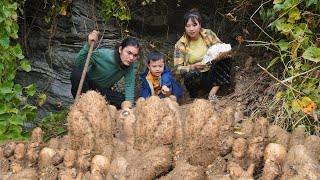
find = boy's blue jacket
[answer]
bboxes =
[140,65,183,99]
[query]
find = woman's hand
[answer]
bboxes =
[161,85,171,96]
[192,62,207,70]
[88,30,100,44]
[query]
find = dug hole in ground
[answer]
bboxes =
[0,90,320,180]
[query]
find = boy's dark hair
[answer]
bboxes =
[146,51,164,64]
[183,9,202,26]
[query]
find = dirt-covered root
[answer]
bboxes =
[159,161,205,180]
[263,143,286,165]
[134,96,182,152]
[181,99,220,166]
[124,146,173,179]
[107,156,128,179]
[4,168,38,180]
[232,138,247,159]
[67,90,113,153]
[281,145,320,180]
[252,117,269,138]
[304,135,320,161]
[267,125,290,150]
[261,143,287,180]
[217,107,236,157]
[288,127,305,149]
[227,161,254,179]
[261,160,281,180]
[206,156,227,176]
[116,107,136,150]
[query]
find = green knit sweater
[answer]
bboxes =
[74,43,135,104]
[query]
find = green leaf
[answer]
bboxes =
[273,0,283,4]
[292,100,301,112]
[306,0,316,7]
[278,39,289,51]
[24,84,37,96]
[0,36,10,49]
[37,93,47,107]
[301,64,310,71]
[0,113,10,121]
[0,104,8,115]
[12,44,24,59]
[288,7,301,20]
[301,97,312,107]
[0,62,3,70]
[20,60,31,72]
[14,84,22,97]
[294,61,302,68]
[8,115,23,125]
[8,108,18,114]
[1,81,13,93]
[4,93,14,101]
[7,124,22,139]
[302,47,320,62]
[267,57,280,69]
[44,16,51,23]
[57,127,66,134]
[0,121,7,135]
[21,105,37,122]
[281,24,293,33]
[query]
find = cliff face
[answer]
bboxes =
[15,0,121,118]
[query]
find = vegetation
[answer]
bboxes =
[252,0,319,134]
[0,0,45,141]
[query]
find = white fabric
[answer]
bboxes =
[201,43,232,65]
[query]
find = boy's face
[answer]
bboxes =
[148,59,165,77]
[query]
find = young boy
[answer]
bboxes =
[140,51,183,100]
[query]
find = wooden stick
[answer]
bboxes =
[75,41,95,100]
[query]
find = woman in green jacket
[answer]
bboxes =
[70,30,140,109]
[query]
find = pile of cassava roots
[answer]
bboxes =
[0,90,319,180]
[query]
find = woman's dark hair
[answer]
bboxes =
[183,9,202,26]
[146,51,164,64]
[115,37,140,67]
[119,37,140,49]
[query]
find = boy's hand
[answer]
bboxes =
[161,85,171,96]
[88,30,100,44]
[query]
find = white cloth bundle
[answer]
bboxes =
[201,43,232,65]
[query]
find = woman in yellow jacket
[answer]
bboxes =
[174,9,232,102]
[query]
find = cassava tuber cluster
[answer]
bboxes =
[0,90,319,180]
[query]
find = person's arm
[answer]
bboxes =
[173,43,194,75]
[140,77,151,98]
[74,30,100,68]
[174,43,207,74]
[124,65,135,104]
[160,70,173,96]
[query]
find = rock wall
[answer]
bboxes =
[15,0,121,118]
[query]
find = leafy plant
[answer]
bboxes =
[252,0,319,134]
[0,0,46,141]
[101,0,131,21]
[36,110,68,142]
